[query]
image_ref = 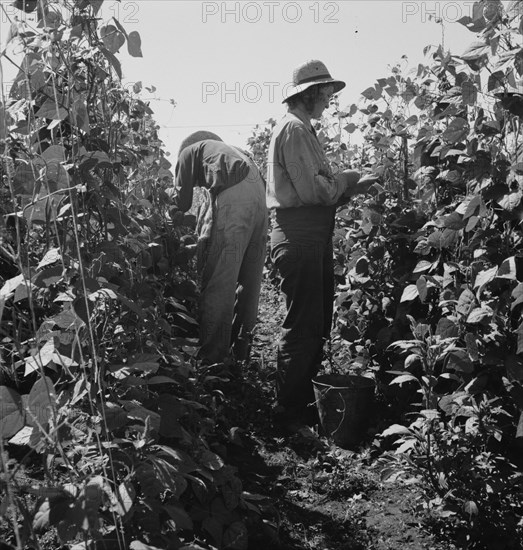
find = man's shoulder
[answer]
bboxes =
[273,114,308,142]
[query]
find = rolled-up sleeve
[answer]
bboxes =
[280,127,345,206]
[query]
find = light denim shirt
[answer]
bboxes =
[266,110,345,209]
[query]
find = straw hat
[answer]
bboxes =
[178,131,223,155]
[282,60,345,102]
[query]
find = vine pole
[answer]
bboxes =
[402,135,409,202]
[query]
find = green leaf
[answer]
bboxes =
[381,424,411,437]
[33,499,50,532]
[70,96,90,134]
[0,386,24,438]
[456,289,475,317]
[436,317,459,339]
[35,99,67,120]
[463,500,479,516]
[100,24,126,53]
[465,333,480,361]
[446,349,474,374]
[413,260,433,273]
[390,374,418,386]
[136,464,164,498]
[12,161,42,194]
[27,376,56,428]
[466,306,493,325]
[114,481,135,516]
[24,340,55,375]
[103,403,128,431]
[498,190,522,211]
[164,505,193,531]
[436,212,465,230]
[465,216,479,232]
[512,283,523,310]
[37,248,61,270]
[41,145,66,163]
[516,321,523,354]
[400,284,419,302]
[417,277,428,302]
[12,0,37,13]
[127,31,143,57]
[441,117,469,144]
[461,81,477,106]
[474,266,497,289]
[100,47,122,79]
[1,275,26,300]
[427,228,459,250]
[200,449,224,471]
[460,41,489,61]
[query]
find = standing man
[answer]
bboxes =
[267,61,377,433]
[172,131,268,364]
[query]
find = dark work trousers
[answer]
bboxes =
[270,205,336,418]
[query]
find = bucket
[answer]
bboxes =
[312,374,375,449]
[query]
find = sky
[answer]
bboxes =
[0,0,483,158]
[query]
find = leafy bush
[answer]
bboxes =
[0,2,258,549]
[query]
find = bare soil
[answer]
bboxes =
[223,277,455,550]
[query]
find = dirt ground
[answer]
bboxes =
[0,277,457,550]
[225,277,455,550]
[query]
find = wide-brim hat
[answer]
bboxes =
[178,131,223,156]
[282,59,346,103]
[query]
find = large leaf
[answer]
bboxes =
[381,424,411,437]
[114,480,135,517]
[460,41,489,61]
[517,320,523,354]
[100,47,122,79]
[427,228,459,250]
[461,81,477,106]
[474,266,497,289]
[435,212,465,230]
[466,306,493,325]
[390,374,418,386]
[456,289,476,317]
[27,376,56,428]
[497,256,517,280]
[24,339,55,375]
[441,117,469,144]
[35,99,68,120]
[446,349,474,374]
[12,0,38,12]
[498,190,522,211]
[1,274,26,300]
[127,31,143,57]
[0,386,25,438]
[164,505,193,531]
[100,24,125,53]
[70,96,90,134]
[436,317,459,339]
[400,284,419,302]
[200,449,224,471]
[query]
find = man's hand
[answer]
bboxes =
[355,173,380,195]
[339,170,380,198]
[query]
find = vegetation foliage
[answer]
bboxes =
[2,0,523,549]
